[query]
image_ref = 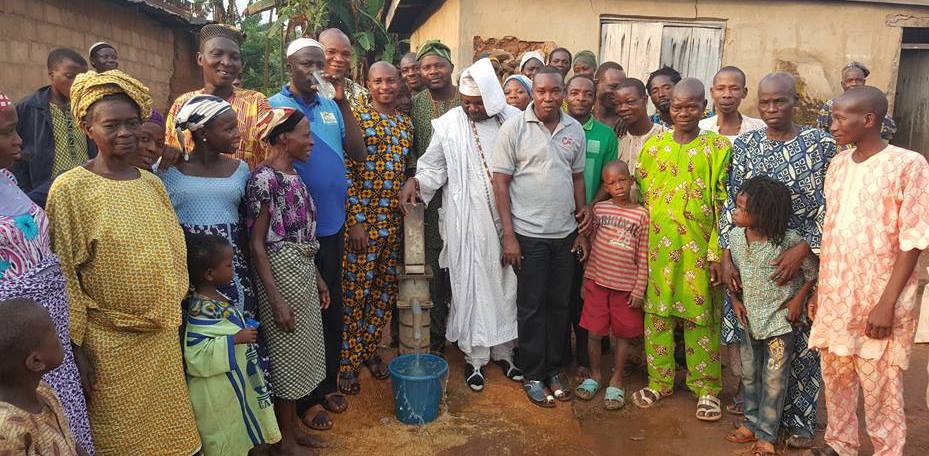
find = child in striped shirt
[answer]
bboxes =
[574,160,649,410]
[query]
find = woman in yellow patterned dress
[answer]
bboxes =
[46,70,200,455]
[338,63,412,391]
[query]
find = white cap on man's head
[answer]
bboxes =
[286,38,324,57]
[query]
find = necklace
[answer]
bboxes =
[468,116,504,220]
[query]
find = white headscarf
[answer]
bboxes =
[286,38,323,57]
[519,51,544,71]
[458,58,507,117]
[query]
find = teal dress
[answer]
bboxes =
[184,292,281,455]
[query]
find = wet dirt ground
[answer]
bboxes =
[320,344,929,455]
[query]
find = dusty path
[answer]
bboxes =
[321,344,929,455]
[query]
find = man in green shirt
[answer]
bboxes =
[565,74,618,378]
[410,40,460,354]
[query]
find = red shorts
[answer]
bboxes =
[579,279,644,339]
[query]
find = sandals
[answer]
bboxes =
[726,400,744,415]
[786,435,813,449]
[547,374,572,401]
[301,405,332,431]
[465,364,485,392]
[575,378,600,401]
[696,394,722,422]
[523,380,555,408]
[725,425,756,444]
[322,393,348,414]
[632,387,665,408]
[603,386,625,410]
[365,356,390,380]
[338,372,361,395]
[495,359,524,382]
[750,441,776,456]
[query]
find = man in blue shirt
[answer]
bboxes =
[269,37,365,436]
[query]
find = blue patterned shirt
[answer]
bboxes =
[719,127,837,254]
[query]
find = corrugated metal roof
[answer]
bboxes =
[109,0,208,26]
[386,0,929,33]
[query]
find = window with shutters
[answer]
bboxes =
[600,18,725,111]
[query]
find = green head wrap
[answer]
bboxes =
[416,40,452,63]
[573,50,597,69]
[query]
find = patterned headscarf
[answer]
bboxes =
[416,40,452,63]
[173,95,233,151]
[70,70,152,123]
[573,50,598,70]
[257,107,299,143]
[504,74,532,93]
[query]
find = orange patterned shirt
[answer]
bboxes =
[0,383,79,455]
[165,88,272,170]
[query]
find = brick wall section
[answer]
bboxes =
[0,0,200,112]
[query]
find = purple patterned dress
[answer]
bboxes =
[0,169,95,454]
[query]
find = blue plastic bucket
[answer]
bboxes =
[388,353,448,425]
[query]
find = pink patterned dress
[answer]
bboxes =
[810,146,929,367]
[0,169,95,454]
[810,145,929,456]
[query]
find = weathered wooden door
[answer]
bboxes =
[893,48,929,159]
[600,19,724,111]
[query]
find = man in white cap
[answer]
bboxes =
[399,58,523,392]
[269,36,365,436]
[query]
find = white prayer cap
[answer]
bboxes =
[286,38,323,57]
[458,58,506,116]
[519,51,544,71]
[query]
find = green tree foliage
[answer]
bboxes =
[239,0,407,92]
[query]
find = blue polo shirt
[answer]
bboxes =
[269,84,347,237]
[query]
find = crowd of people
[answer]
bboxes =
[0,21,927,456]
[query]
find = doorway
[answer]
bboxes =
[893,27,929,159]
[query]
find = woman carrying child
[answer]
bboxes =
[724,176,818,456]
[247,107,329,455]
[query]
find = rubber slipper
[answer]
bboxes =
[365,356,390,380]
[322,393,348,414]
[338,372,361,395]
[301,406,332,431]
[632,387,664,408]
[725,425,756,444]
[603,386,625,410]
[547,374,572,401]
[575,378,600,401]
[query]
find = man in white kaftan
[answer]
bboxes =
[400,58,522,391]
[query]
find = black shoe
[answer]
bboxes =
[465,364,485,392]
[495,359,524,382]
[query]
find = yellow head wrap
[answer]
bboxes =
[70,70,153,123]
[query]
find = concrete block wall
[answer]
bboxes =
[0,0,191,112]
